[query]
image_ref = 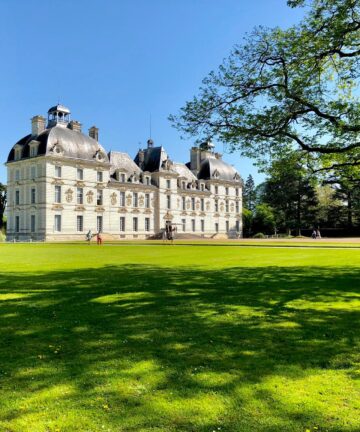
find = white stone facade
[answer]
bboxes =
[5,106,242,241]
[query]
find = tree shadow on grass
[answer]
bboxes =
[0,265,359,431]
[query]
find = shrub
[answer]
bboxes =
[0,231,5,242]
[253,232,266,239]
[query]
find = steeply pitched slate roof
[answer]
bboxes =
[172,162,197,181]
[109,151,142,175]
[134,146,168,172]
[198,157,240,181]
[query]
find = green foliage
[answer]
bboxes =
[0,242,359,431]
[253,203,276,235]
[171,0,360,175]
[0,183,6,230]
[243,175,256,211]
[0,231,5,242]
[242,207,254,237]
[252,232,266,238]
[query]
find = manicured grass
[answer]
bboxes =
[0,243,359,432]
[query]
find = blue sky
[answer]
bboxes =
[0,0,305,184]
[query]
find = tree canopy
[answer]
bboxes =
[170,0,360,175]
[0,183,6,230]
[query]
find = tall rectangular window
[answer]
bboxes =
[215,223,219,233]
[225,187,229,195]
[133,217,138,232]
[77,215,84,232]
[182,181,186,189]
[145,193,150,208]
[201,198,204,211]
[166,179,171,189]
[201,219,205,232]
[55,186,61,203]
[30,215,36,233]
[97,189,103,205]
[236,188,239,197]
[236,220,240,232]
[77,187,83,204]
[133,192,138,208]
[226,201,229,213]
[182,196,186,210]
[77,168,83,180]
[166,195,171,209]
[120,191,125,207]
[236,202,239,213]
[145,218,150,232]
[54,215,61,232]
[120,173,126,182]
[226,221,229,232]
[31,188,36,204]
[215,185,218,195]
[97,216,103,233]
[31,166,36,179]
[191,219,195,232]
[182,219,186,232]
[215,200,218,212]
[97,171,103,182]
[200,183,204,191]
[15,216,20,233]
[120,217,126,232]
[15,190,20,205]
[55,166,61,178]
[191,197,195,211]
[145,176,150,185]
[30,146,37,157]
[15,170,20,181]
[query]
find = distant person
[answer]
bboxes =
[311,230,316,240]
[86,230,93,244]
[96,232,103,245]
[316,229,321,239]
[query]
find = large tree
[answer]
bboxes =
[170,0,360,174]
[0,183,6,230]
[242,174,256,211]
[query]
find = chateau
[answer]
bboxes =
[5,105,242,241]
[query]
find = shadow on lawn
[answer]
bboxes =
[0,264,359,431]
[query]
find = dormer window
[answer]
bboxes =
[51,143,64,156]
[119,173,126,182]
[14,146,22,161]
[97,171,103,182]
[94,149,105,161]
[213,169,220,179]
[29,141,39,157]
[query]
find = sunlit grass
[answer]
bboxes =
[0,243,359,431]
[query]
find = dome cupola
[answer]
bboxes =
[47,104,71,128]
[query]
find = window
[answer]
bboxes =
[15,216,20,233]
[200,183,204,191]
[15,190,20,205]
[236,202,239,213]
[97,171,103,182]
[215,223,219,233]
[191,219,195,232]
[145,176,150,185]
[30,146,37,157]
[120,217,126,232]
[77,168,83,180]
[145,218,150,232]
[77,188,83,204]
[15,149,21,161]
[55,186,61,203]
[215,199,218,212]
[55,166,61,178]
[97,216,103,233]
[120,191,125,207]
[77,215,84,232]
[182,219,186,232]
[15,170,20,181]
[167,195,171,209]
[225,201,229,213]
[225,187,229,195]
[201,198,204,212]
[120,173,126,182]
[145,193,150,208]
[133,217,138,232]
[31,166,36,179]
[226,221,229,232]
[166,179,171,189]
[236,220,240,232]
[215,185,218,194]
[54,215,61,232]
[191,197,195,211]
[31,215,36,233]
[201,219,205,232]
[182,181,186,189]
[31,188,36,204]
[236,188,239,197]
[133,192,138,208]
[97,189,103,205]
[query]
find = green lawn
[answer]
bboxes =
[0,243,359,432]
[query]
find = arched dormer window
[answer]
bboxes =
[29,140,40,158]
[51,142,64,156]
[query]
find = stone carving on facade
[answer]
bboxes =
[230,203,235,212]
[220,203,225,212]
[95,206,105,212]
[86,190,94,204]
[163,211,173,220]
[195,201,200,210]
[110,192,117,206]
[65,188,73,203]
[206,201,210,211]
[126,194,132,206]
[139,195,144,207]
[177,198,180,208]
[75,205,85,212]
[118,208,127,213]
[186,200,191,210]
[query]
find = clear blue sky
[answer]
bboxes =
[0,0,304,185]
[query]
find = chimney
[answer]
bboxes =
[31,115,46,136]
[89,126,99,141]
[138,150,145,169]
[68,120,82,133]
[190,146,201,173]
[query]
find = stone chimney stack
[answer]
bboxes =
[89,126,99,141]
[31,115,46,136]
[190,147,201,174]
[68,120,82,133]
